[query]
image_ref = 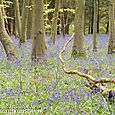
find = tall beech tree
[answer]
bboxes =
[32,0,46,63]
[13,0,21,39]
[26,0,34,39]
[93,0,98,51]
[0,1,16,59]
[72,0,85,57]
[20,0,30,42]
[50,0,61,43]
[108,0,115,54]
[97,0,99,33]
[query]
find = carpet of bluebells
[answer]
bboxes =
[0,34,115,114]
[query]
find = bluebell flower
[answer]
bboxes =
[36,100,41,106]
[63,92,69,102]
[31,101,34,107]
[74,95,80,103]
[86,90,92,99]
[47,98,55,105]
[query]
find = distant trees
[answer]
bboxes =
[85,0,108,34]
[0,0,115,60]
[14,0,28,43]
[20,0,30,43]
[85,0,94,34]
[50,0,61,43]
[61,0,72,35]
[72,0,85,57]
[1,0,111,37]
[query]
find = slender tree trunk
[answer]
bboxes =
[61,1,69,35]
[72,0,85,57]
[50,0,61,44]
[0,4,16,59]
[61,1,66,36]
[20,0,30,42]
[13,0,21,38]
[88,0,93,35]
[106,21,109,34]
[48,0,55,34]
[19,0,23,16]
[93,0,98,51]
[32,0,46,63]
[44,0,49,34]
[65,23,69,35]
[6,5,12,35]
[26,0,34,39]
[113,6,115,50]
[88,7,92,34]
[91,0,94,34]
[57,12,61,35]
[108,1,115,54]
[97,0,99,33]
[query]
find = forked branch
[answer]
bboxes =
[59,33,115,85]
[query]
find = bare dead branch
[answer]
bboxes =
[59,33,115,85]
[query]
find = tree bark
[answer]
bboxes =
[50,0,61,43]
[20,0,30,42]
[13,0,21,39]
[91,0,94,34]
[108,1,115,54]
[26,0,34,39]
[72,0,85,57]
[32,0,46,64]
[93,0,98,51]
[0,4,16,59]
[106,21,109,34]
[61,1,69,35]
[97,0,99,33]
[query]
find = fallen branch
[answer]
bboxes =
[59,33,115,99]
[59,33,115,84]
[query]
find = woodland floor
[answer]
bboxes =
[0,34,115,114]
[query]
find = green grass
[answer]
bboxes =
[0,34,115,114]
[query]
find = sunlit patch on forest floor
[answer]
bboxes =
[0,34,115,114]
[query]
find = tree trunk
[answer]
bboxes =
[32,0,46,63]
[61,1,69,36]
[108,1,115,54]
[88,7,92,34]
[50,0,61,44]
[48,0,55,33]
[20,0,30,42]
[91,0,94,34]
[13,0,21,39]
[97,0,99,33]
[0,5,16,59]
[72,0,85,57]
[57,12,61,35]
[93,0,98,51]
[19,0,23,16]
[106,21,109,34]
[26,0,34,39]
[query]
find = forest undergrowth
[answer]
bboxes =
[0,34,115,115]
